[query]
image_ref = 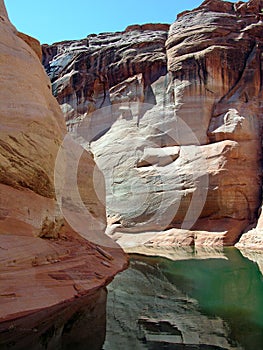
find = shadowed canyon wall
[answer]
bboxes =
[42,0,263,249]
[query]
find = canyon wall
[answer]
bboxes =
[42,0,263,249]
[0,0,127,323]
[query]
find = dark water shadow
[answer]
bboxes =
[0,288,107,350]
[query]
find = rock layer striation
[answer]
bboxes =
[42,0,263,249]
[0,0,127,323]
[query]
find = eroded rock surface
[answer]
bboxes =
[0,0,127,322]
[42,0,263,248]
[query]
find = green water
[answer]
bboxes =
[104,247,263,350]
[158,248,263,349]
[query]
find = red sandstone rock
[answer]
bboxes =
[41,25,168,121]
[125,23,170,32]
[0,0,127,322]
[166,0,263,248]
[42,0,263,249]
[0,226,127,322]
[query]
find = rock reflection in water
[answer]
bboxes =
[104,248,263,350]
[0,288,107,350]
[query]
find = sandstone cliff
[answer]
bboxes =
[42,0,263,249]
[0,0,127,323]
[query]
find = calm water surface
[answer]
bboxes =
[1,247,262,349]
[104,247,263,350]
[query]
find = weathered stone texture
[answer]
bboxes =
[0,0,127,322]
[42,0,263,249]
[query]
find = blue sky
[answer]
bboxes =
[5,0,203,44]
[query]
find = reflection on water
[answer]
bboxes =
[104,247,263,350]
[0,288,107,350]
[0,248,262,350]
[159,248,263,350]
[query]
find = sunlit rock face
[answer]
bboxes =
[0,0,127,323]
[166,0,263,249]
[42,0,263,248]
